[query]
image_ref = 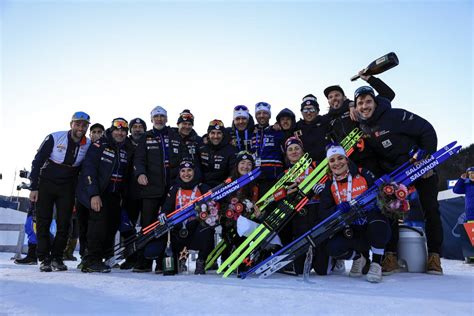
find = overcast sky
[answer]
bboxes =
[1,0,472,197]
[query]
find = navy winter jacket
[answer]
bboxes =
[358,97,437,173]
[76,134,131,209]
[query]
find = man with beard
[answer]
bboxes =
[133,105,171,272]
[119,118,147,270]
[168,109,203,183]
[77,118,132,273]
[252,102,284,193]
[323,73,395,175]
[294,95,329,164]
[354,84,443,275]
[29,111,91,272]
[199,119,236,187]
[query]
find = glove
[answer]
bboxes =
[337,202,351,214]
[158,212,167,225]
[409,146,429,161]
[312,183,325,195]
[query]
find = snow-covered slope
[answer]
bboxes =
[1,253,473,315]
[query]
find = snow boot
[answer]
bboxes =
[382,252,400,275]
[63,238,78,261]
[82,261,111,273]
[14,243,38,265]
[426,253,443,275]
[51,257,68,271]
[132,256,152,273]
[349,254,366,277]
[332,259,346,275]
[39,258,52,272]
[366,262,383,283]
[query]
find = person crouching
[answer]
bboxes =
[144,161,213,275]
[319,144,391,283]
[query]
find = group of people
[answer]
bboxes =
[18,72,450,283]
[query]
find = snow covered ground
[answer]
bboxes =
[1,252,473,315]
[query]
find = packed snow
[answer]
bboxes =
[1,252,473,315]
[1,207,473,315]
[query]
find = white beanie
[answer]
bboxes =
[150,105,167,118]
[326,145,346,159]
[233,105,249,119]
[255,102,271,116]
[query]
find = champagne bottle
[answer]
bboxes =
[351,52,399,81]
[163,231,175,275]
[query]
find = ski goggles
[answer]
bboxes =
[234,105,249,112]
[111,118,129,130]
[180,112,194,121]
[208,119,224,129]
[354,86,375,101]
[71,111,91,123]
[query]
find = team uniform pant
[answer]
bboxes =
[86,192,121,262]
[36,178,75,261]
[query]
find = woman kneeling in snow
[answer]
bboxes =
[319,144,391,283]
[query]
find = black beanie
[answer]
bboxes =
[276,108,296,123]
[177,109,194,125]
[130,118,147,131]
[236,151,255,166]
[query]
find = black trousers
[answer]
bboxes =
[326,212,391,259]
[36,178,75,260]
[386,173,443,254]
[68,212,79,239]
[86,193,121,262]
[76,201,89,258]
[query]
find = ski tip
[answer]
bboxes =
[451,145,462,154]
[442,141,457,150]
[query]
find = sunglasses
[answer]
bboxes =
[112,119,129,129]
[71,111,90,123]
[302,108,316,113]
[234,105,249,111]
[354,86,375,100]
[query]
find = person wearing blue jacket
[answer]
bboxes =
[453,167,474,263]
[77,118,132,273]
[252,102,285,193]
[29,111,91,272]
[226,105,256,153]
[355,84,443,275]
[453,167,474,221]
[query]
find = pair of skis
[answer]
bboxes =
[204,152,312,270]
[108,168,261,263]
[217,128,363,277]
[242,141,461,279]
